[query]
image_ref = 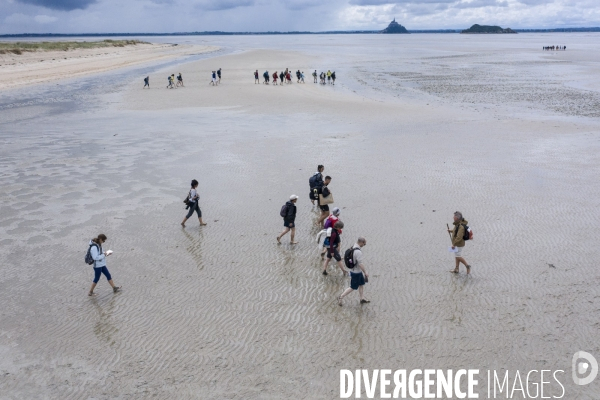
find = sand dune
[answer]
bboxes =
[0,42,218,90]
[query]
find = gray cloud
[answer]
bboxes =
[350,0,456,5]
[195,0,255,11]
[15,0,96,11]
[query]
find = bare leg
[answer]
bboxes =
[322,257,331,274]
[450,257,460,273]
[338,287,354,305]
[277,227,290,243]
[108,279,121,292]
[317,210,330,225]
[198,217,207,226]
[290,227,297,244]
[336,261,346,275]
[88,282,97,296]
[181,217,188,227]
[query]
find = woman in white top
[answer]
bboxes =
[181,179,207,227]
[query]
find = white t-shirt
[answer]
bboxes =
[189,189,199,202]
[351,245,363,272]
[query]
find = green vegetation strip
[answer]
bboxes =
[0,39,148,55]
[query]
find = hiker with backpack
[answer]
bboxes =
[309,165,325,205]
[322,221,345,275]
[338,237,369,305]
[181,179,207,227]
[86,234,121,296]
[319,207,341,258]
[277,195,298,244]
[143,76,149,88]
[448,211,472,274]
[315,176,333,225]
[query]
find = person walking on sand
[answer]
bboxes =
[331,71,336,85]
[320,207,341,258]
[167,75,174,89]
[327,70,332,84]
[87,234,121,296]
[448,211,471,274]
[217,68,222,83]
[300,71,305,83]
[279,71,285,86]
[143,76,150,88]
[211,71,218,86]
[322,221,345,275]
[313,70,317,83]
[254,70,259,84]
[277,195,298,244]
[309,164,325,205]
[181,179,207,227]
[315,175,332,225]
[176,73,184,87]
[273,71,279,85]
[263,70,270,85]
[338,237,370,305]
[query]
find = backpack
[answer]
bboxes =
[85,242,99,265]
[280,203,289,218]
[309,173,322,189]
[463,224,473,241]
[344,247,359,269]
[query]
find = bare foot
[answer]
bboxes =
[466,265,471,274]
[200,223,207,226]
[88,292,95,296]
[276,236,281,244]
[290,241,298,244]
[181,223,185,227]
[449,269,459,273]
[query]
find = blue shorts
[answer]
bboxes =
[350,271,365,290]
[93,266,112,283]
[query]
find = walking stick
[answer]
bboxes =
[446,223,453,243]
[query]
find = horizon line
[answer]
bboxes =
[1,27,600,37]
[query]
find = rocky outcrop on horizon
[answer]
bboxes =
[461,24,517,34]
[382,19,409,34]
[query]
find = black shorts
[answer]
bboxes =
[327,248,341,261]
[309,191,315,200]
[319,204,329,212]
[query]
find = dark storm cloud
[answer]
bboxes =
[195,0,255,11]
[15,0,96,11]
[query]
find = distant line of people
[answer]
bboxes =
[254,68,336,85]
[543,45,566,51]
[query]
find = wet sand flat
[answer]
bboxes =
[1,35,600,398]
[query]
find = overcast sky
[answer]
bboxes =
[1,0,599,34]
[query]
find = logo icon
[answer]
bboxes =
[572,351,598,385]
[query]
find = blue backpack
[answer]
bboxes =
[84,242,100,265]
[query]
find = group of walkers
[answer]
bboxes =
[141,69,223,89]
[166,73,184,89]
[85,166,473,305]
[210,68,222,86]
[543,45,566,51]
[254,69,337,85]
[276,165,370,306]
[314,70,336,85]
[256,68,306,85]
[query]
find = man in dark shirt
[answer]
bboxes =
[277,195,298,244]
[315,176,332,225]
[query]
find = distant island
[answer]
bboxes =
[461,24,517,34]
[381,19,409,34]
